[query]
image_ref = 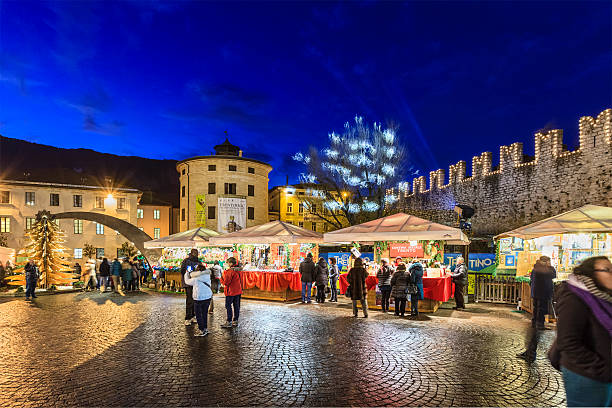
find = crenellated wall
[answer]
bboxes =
[396,108,612,236]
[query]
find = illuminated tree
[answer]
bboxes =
[293,116,408,228]
[6,211,76,288]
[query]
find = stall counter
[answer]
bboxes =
[236,270,302,302]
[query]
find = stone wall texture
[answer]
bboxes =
[395,108,612,236]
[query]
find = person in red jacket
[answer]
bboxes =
[221,257,243,328]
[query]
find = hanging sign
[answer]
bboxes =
[195,194,206,227]
[389,243,424,258]
[218,196,246,233]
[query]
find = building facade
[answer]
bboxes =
[136,204,172,240]
[0,180,140,261]
[177,138,272,233]
[268,184,348,232]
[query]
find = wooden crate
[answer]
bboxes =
[242,286,302,302]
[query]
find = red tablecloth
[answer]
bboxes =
[339,273,454,302]
[239,270,302,292]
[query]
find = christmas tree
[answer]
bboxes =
[6,211,76,288]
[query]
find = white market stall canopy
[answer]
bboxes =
[144,227,221,248]
[323,212,469,244]
[209,220,324,245]
[495,204,612,240]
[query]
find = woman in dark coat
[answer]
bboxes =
[391,263,409,317]
[408,261,424,316]
[347,257,368,318]
[314,258,329,303]
[376,259,393,313]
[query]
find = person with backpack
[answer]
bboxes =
[314,258,329,303]
[221,257,243,328]
[184,264,213,337]
[328,257,339,302]
[408,260,424,316]
[376,258,393,313]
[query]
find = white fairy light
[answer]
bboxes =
[362,201,380,212]
[382,164,395,176]
[348,203,361,213]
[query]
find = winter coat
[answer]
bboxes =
[409,262,425,300]
[180,255,201,288]
[391,269,409,299]
[328,264,339,283]
[184,270,213,301]
[222,266,243,296]
[86,260,97,277]
[121,261,133,281]
[111,260,121,276]
[451,263,468,285]
[299,257,316,283]
[315,261,329,287]
[131,264,140,279]
[376,265,393,287]
[551,282,611,383]
[530,262,556,300]
[99,261,111,277]
[24,263,39,281]
[347,266,367,300]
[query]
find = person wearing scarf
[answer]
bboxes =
[549,256,612,407]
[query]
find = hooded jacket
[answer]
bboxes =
[99,260,111,277]
[111,260,121,276]
[299,257,316,283]
[376,265,393,286]
[409,262,425,300]
[184,270,213,301]
[315,260,329,286]
[180,255,201,288]
[223,265,243,296]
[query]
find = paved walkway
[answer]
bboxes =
[0,291,565,407]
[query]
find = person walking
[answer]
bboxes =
[83,258,97,291]
[184,264,213,337]
[391,263,409,316]
[347,257,368,318]
[121,258,133,292]
[299,253,316,304]
[221,257,243,328]
[517,256,556,362]
[548,256,612,407]
[99,258,111,292]
[451,256,468,309]
[208,261,222,314]
[377,258,393,313]
[24,260,39,300]
[409,261,424,316]
[110,258,124,295]
[315,258,329,303]
[328,257,339,302]
[180,249,201,326]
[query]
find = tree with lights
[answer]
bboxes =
[6,211,76,288]
[293,116,407,228]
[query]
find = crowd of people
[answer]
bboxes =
[79,256,149,295]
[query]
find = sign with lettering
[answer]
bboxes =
[445,253,495,272]
[389,243,424,258]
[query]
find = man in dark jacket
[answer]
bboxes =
[181,249,201,326]
[376,259,393,313]
[451,257,468,309]
[24,260,39,301]
[299,253,316,304]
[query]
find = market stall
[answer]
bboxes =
[495,204,612,312]
[325,212,469,312]
[209,220,323,301]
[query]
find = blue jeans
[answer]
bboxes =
[99,276,110,290]
[193,299,211,331]
[562,366,612,407]
[225,295,241,322]
[301,282,312,302]
[25,280,36,298]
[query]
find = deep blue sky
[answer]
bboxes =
[1,1,610,187]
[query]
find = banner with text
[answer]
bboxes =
[218,197,246,233]
[444,253,495,272]
[195,194,206,227]
[324,252,374,271]
[389,243,424,258]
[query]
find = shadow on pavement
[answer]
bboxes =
[73,290,152,305]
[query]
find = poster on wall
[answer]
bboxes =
[218,196,246,233]
[389,243,424,258]
[195,194,206,227]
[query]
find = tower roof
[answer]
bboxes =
[213,137,240,156]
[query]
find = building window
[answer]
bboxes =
[0,217,10,233]
[154,228,160,239]
[25,217,35,230]
[248,207,255,220]
[229,165,237,172]
[96,223,104,235]
[74,248,83,259]
[117,197,126,209]
[73,195,82,207]
[248,185,254,196]
[96,248,104,258]
[25,192,35,206]
[298,221,304,228]
[311,223,317,232]
[208,164,216,171]
[248,167,255,174]
[181,186,185,197]
[182,169,186,175]
[298,191,305,196]
[287,203,293,213]
[137,209,144,219]
[0,191,9,204]
[311,204,317,213]
[49,193,60,206]
[73,219,83,234]
[95,197,105,209]
[153,209,160,219]
[181,208,185,221]
[208,183,216,194]
[208,206,216,219]
[299,203,304,214]
[224,183,237,195]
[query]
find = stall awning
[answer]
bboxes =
[143,227,221,248]
[209,220,323,245]
[495,204,612,240]
[323,212,469,244]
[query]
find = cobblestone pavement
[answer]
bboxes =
[0,291,565,407]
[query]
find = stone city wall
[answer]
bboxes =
[395,108,612,236]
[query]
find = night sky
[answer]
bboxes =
[0,1,610,187]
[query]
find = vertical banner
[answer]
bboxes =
[195,194,206,227]
[218,197,246,233]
